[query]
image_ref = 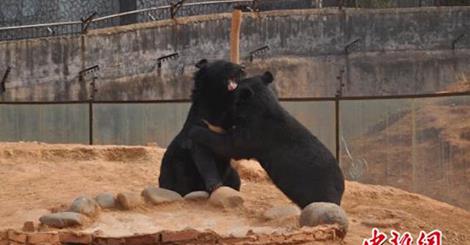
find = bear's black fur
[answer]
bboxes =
[158,59,245,196]
[189,72,345,208]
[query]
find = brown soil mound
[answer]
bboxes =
[1,142,469,244]
[440,74,470,93]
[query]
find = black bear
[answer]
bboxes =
[189,72,345,208]
[159,59,245,196]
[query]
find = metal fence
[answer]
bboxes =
[1,91,469,152]
[2,0,470,41]
[1,91,469,209]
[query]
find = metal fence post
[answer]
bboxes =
[79,65,100,145]
[81,12,97,34]
[335,69,345,163]
[1,66,12,95]
[248,45,269,62]
[157,53,179,76]
[335,95,340,162]
[170,0,186,19]
[452,34,465,50]
[89,100,94,145]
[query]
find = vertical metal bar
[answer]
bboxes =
[335,96,340,162]
[411,98,417,192]
[89,100,94,145]
[1,66,12,93]
[335,67,344,163]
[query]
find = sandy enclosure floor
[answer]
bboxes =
[1,142,470,244]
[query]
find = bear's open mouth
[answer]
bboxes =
[228,79,238,91]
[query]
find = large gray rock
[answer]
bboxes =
[209,186,244,208]
[299,202,349,236]
[95,192,117,209]
[264,205,300,220]
[39,212,87,228]
[142,187,183,204]
[69,196,100,217]
[184,191,209,201]
[116,192,142,210]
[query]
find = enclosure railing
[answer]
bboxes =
[1,90,469,156]
[1,90,469,209]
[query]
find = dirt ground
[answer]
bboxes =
[1,142,470,244]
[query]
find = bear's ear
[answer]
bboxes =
[195,59,208,69]
[238,87,254,101]
[261,71,274,85]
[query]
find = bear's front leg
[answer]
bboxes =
[191,143,223,193]
[189,126,237,158]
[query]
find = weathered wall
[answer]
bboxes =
[1,7,469,101]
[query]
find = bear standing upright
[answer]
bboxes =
[159,59,245,196]
[189,72,345,208]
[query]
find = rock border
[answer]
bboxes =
[0,225,343,245]
[38,187,245,229]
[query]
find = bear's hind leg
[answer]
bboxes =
[223,166,241,191]
[159,159,199,196]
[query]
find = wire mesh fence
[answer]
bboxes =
[0,92,469,209]
[339,94,470,210]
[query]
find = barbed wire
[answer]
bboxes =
[0,0,255,41]
[5,0,468,41]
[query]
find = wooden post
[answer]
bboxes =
[230,9,242,64]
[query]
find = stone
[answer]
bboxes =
[208,186,244,208]
[50,204,68,213]
[227,226,250,238]
[58,232,93,244]
[7,230,27,243]
[39,212,87,228]
[69,196,101,217]
[161,229,199,242]
[95,192,117,209]
[0,230,7,240]
[184,191,210,200]
[116,192,142,210]
[27,232,60,244]
[263,205,301,220]
[98,237,125,245]
[299,202,349,236]
[124,234,159,245]
[142,187,183,204]
[37,223,50,232]
[22,221,35,232]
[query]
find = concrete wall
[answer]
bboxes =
[0,7,469,101]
